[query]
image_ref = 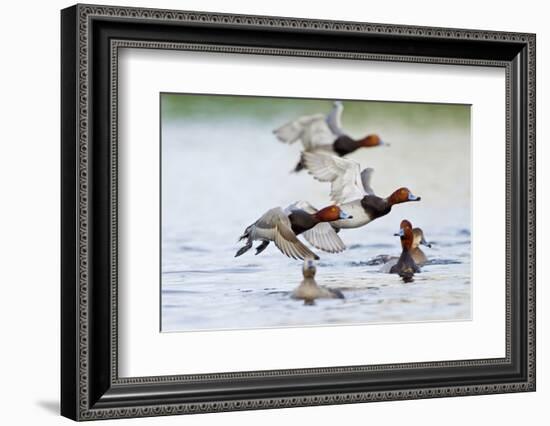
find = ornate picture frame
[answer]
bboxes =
[61,4,535,421]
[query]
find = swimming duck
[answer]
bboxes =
[235,203,352,260]
[302,152,420,232]
[410,227,431,265]
[377,226,432,272]
[390,220,421,278]
[273,101,384,172]
[291,258,344,304]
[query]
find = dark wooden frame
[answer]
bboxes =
[61,3,536,421]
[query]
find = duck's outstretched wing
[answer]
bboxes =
[326,101,345,136]
[302,223,346,253]
[273,113,336,151]
[255,208,319,260]
[302,152,367,204]
[284,200,318,215]
[360,167,375,195]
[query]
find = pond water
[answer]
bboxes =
[160,98,471,332]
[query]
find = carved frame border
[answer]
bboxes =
[62,3,535,421]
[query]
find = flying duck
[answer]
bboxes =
[302,152,421,232]
[235,203,352,260]
[410,227,432,265]
[273,101,384,172]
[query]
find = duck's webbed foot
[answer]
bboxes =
[255,240,270,255]
[235,240,253,257]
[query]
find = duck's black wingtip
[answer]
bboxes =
[293,159,305,173]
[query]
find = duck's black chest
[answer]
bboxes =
[360,195,391,220]
[288,210,317,235]
[333,135,360,156]
[390,250,420,274]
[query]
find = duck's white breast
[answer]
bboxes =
[332,200,371,229]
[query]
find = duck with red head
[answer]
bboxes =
[331,133,384,158]
[390,220,421,279]
[376,225,432,271]
[273,101,386,172]
[302,153,421,235]
[235,201,353,261]
[387,187,422,206]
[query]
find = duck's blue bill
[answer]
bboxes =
[339,210,353,219]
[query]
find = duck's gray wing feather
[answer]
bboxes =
[300,118,337,150]
[274,221,320,260]
[302,223,346,253]
[274,113,336,150]
[360,167,375,195]
[302,152,365,204]
[284,200,318,215]
[273,114,323,147]
[325,101,344,136]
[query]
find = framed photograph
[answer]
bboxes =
[61,4,536,421]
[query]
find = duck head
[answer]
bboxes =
[302,258,317,278]
[314,205,353,222]
[412,228,432,249]
[359,134,385,148]
[394,219,414,250]
[387,187,421,205]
